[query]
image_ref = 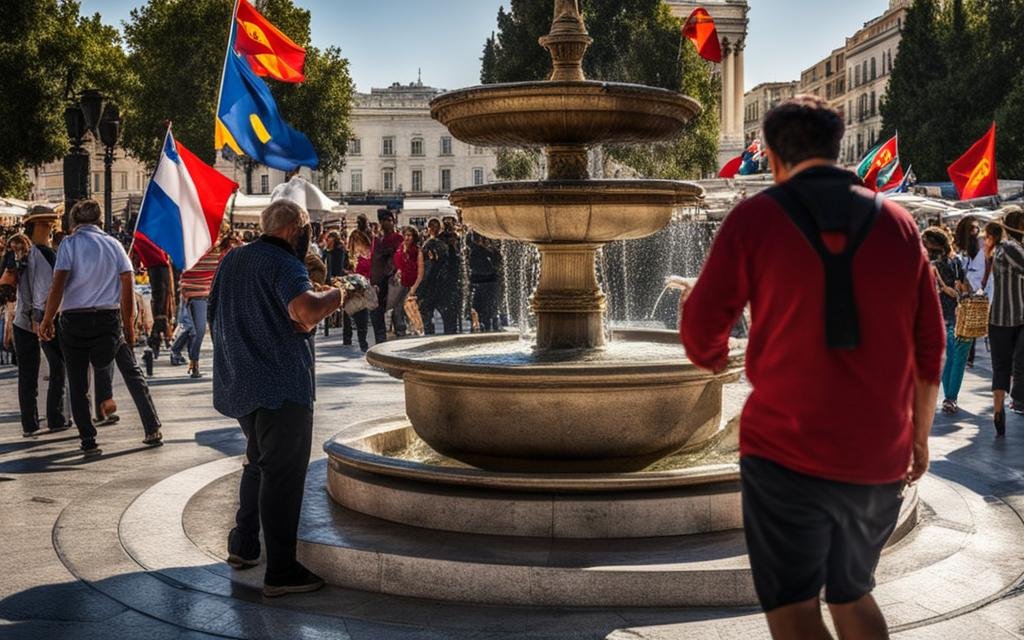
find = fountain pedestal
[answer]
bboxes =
[532,243,606,349]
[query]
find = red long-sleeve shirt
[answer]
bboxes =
[680,193,945,485]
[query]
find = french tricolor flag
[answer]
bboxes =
[134,127,238,271]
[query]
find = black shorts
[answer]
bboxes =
[740,456,904,612]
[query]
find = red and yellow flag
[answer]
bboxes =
[682,8,722,63]
[859,134,898,191]
[233,0,306,83]
[948,123,998,200]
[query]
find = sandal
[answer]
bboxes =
[941,399,955,415]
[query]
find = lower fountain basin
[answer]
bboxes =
[366,330,744,473]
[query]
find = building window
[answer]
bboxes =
[411,138,424,156]
[440,168,452,192]
[411,170,422,192]
[870,58,877,80]
[440,136,452,156]
[383,169,395,192]
[870,92,876,117]
[136,173,142,190]
[260,175,269,194]
[93,173,101,193]
[349,138,361,155]
[854,66,860,87]
[382,136,395,157]
[351,170,362,193]
[473,167,485,186]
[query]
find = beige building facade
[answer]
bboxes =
[666,0,750,167]
[332,80,497,200]
[743,81,799,142]
[840,0,909,165]
[799,46,847,114]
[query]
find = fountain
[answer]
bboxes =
[308,1,916,607]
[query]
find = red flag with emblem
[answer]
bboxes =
[682,8,722,63]
[233,0,306,83]
[948,123,998,200]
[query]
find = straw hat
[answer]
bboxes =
[23,205,59,225]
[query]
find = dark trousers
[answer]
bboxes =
[60,310,121,446]
[14,324,68,433]
[472,281,500,332]
[234,401,313,580]
[94,342,162,435]
[989,324,1024,402]
[370,278,390,344]
[148,266,171,351]
[419,296,459,335]
[342,309,369,348]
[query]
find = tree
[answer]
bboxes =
[493,148,540,181]
[481,0,719,179]
[883,0,1024,181]
[0,1,127,197]
[122,0,352,174]
[997,72,1024,181]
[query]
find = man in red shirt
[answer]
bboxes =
[679,96,944,639]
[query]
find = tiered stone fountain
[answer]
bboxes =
[305,1,916,607]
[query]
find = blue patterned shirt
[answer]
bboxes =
[209,237,313,418]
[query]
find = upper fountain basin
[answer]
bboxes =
[449,179,703,243]
[430,81,701,147]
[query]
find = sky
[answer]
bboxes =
[79,0,893,93]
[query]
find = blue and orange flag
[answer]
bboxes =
[682,8,722,63]
[948,123,998,200]
[234,0,306,83]
[216,50,318,171]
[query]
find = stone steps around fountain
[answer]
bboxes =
[105,454,1024,628]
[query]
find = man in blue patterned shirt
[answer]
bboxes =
[209,200,345,597]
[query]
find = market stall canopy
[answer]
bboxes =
[0,197,30,217]
[270,176,345,221]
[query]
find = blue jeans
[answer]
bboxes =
[185,298,208,361]
[941,323,972,402]
[171,298,207,361]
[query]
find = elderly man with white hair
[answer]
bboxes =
[208,199,345,597]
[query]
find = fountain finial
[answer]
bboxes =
[540,0,592,82]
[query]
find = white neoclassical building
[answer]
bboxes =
[330,80,498,201]
[667,0,750,167]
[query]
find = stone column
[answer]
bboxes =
[531,243,606,350]
[734,43,745,140]
[722,43,734,138]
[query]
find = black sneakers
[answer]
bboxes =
[226,528,261,570]
[262,563,325,598]
[81,442,102,457]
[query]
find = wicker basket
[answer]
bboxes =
[955,295,989,339]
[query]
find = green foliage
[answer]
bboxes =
[493,148,540,181]
[996,72,1024,181]
[0,0,127,196]
[122,0,353,173]
[882,0,1024,181]
[481,0,719,179]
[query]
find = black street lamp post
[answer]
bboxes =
[63,89,120,231]
[98,104,121,232]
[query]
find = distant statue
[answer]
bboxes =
[552,0,583,26]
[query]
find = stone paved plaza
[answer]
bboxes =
[0,333,1022,639]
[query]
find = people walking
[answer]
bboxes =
[955,215,985,368]
[678,96,944,640]
[322,230,349,332]
[369,209,402,344]
[209,200,345,597]
[11,208,71,437]
[390,226,422,338]
[982,215,1024,436]
[469,232,502,332]
[343,229,371,352]
[38,200,137,457]
[439,216,464,332]
[417,218,452,335]
[923,227,970,414]
[170,231,239,378]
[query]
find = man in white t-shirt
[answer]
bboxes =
[39,200,135,457]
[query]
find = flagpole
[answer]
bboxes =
[128,123,173,261]
[214,0,242,147]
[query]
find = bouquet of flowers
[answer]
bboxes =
[331,274,378,315]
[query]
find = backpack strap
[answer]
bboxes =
[766,186,883,350]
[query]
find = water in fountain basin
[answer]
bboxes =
[403,339,688,367]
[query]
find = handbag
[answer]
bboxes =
[955,294,989,340]
[334,274,379,315]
